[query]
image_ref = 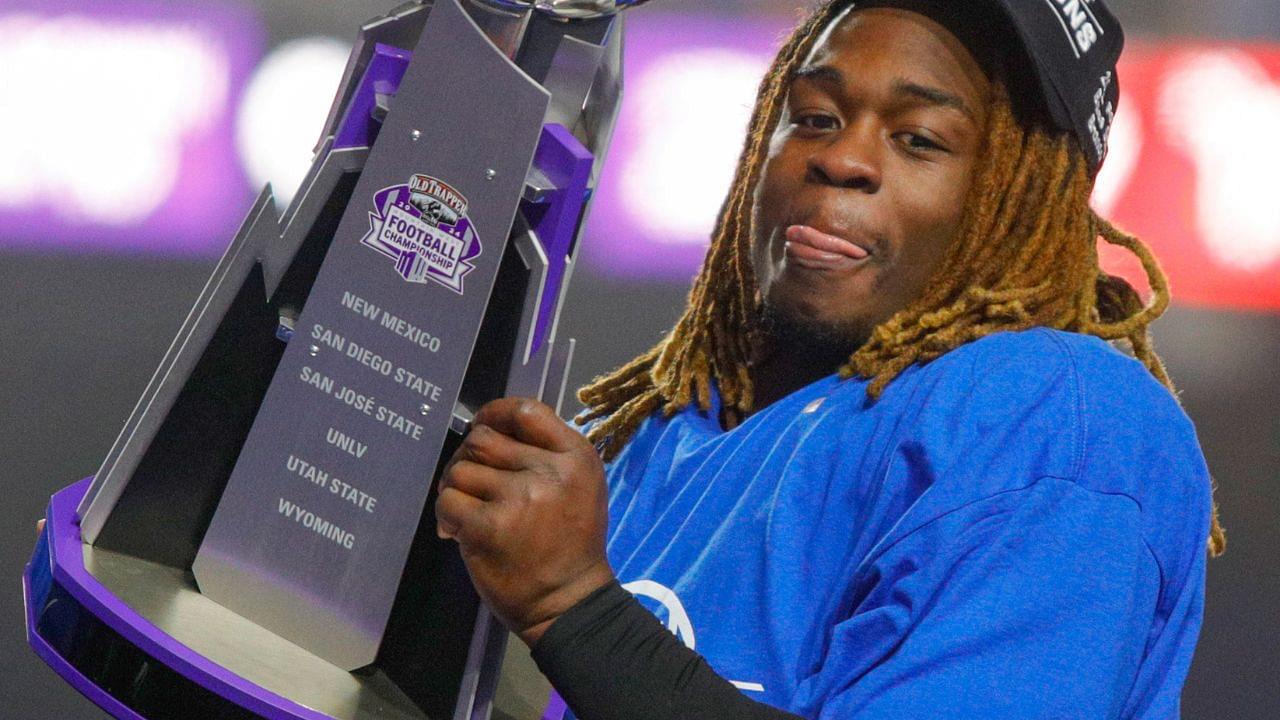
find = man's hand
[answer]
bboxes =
[436,397,614,647]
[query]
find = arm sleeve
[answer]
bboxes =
[532,580,804,720]
[791,475,1183,720]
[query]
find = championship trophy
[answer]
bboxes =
[23,1,650,717]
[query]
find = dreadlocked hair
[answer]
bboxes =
[575,0,1225,556]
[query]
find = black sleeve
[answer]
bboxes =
[530,580,806,720]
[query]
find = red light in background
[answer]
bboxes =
[1096,44,1280,312]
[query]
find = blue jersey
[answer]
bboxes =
[600,328,1211,719]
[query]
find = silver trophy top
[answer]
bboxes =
[479,0,656,19]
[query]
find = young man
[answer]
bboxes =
[435,1,1225,717]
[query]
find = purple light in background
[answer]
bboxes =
[582,12,792,280]
[0,0,264,257]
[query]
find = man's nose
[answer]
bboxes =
[805,121,882,193]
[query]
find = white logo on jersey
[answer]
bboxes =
[624,579,698,649]
[623,579,765,693]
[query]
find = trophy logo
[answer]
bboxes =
[360,174,482,294]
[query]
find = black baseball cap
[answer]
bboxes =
[853,0,1124,174]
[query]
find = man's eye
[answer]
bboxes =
[793,113,839,131]
[896,132,945,152]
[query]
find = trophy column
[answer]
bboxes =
[23,1,629,718]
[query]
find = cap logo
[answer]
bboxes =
[1086,71,1115,160]
[1045,0,1104,58]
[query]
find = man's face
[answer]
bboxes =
[751,6,991,353]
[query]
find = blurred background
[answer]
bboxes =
[1,0,1276,717]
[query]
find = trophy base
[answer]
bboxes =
[24,479,428,720]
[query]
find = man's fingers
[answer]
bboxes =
[459,423,543,471]
[441,459,507,502]
[435,486,494,544]
[36,518,45,538]
[473,398,580,453]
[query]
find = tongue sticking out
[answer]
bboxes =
[785,225,870,260]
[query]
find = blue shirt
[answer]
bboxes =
[601,328,1211,719]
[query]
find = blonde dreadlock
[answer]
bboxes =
[575,0,1225,556]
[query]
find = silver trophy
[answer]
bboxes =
[25,1,652,718]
